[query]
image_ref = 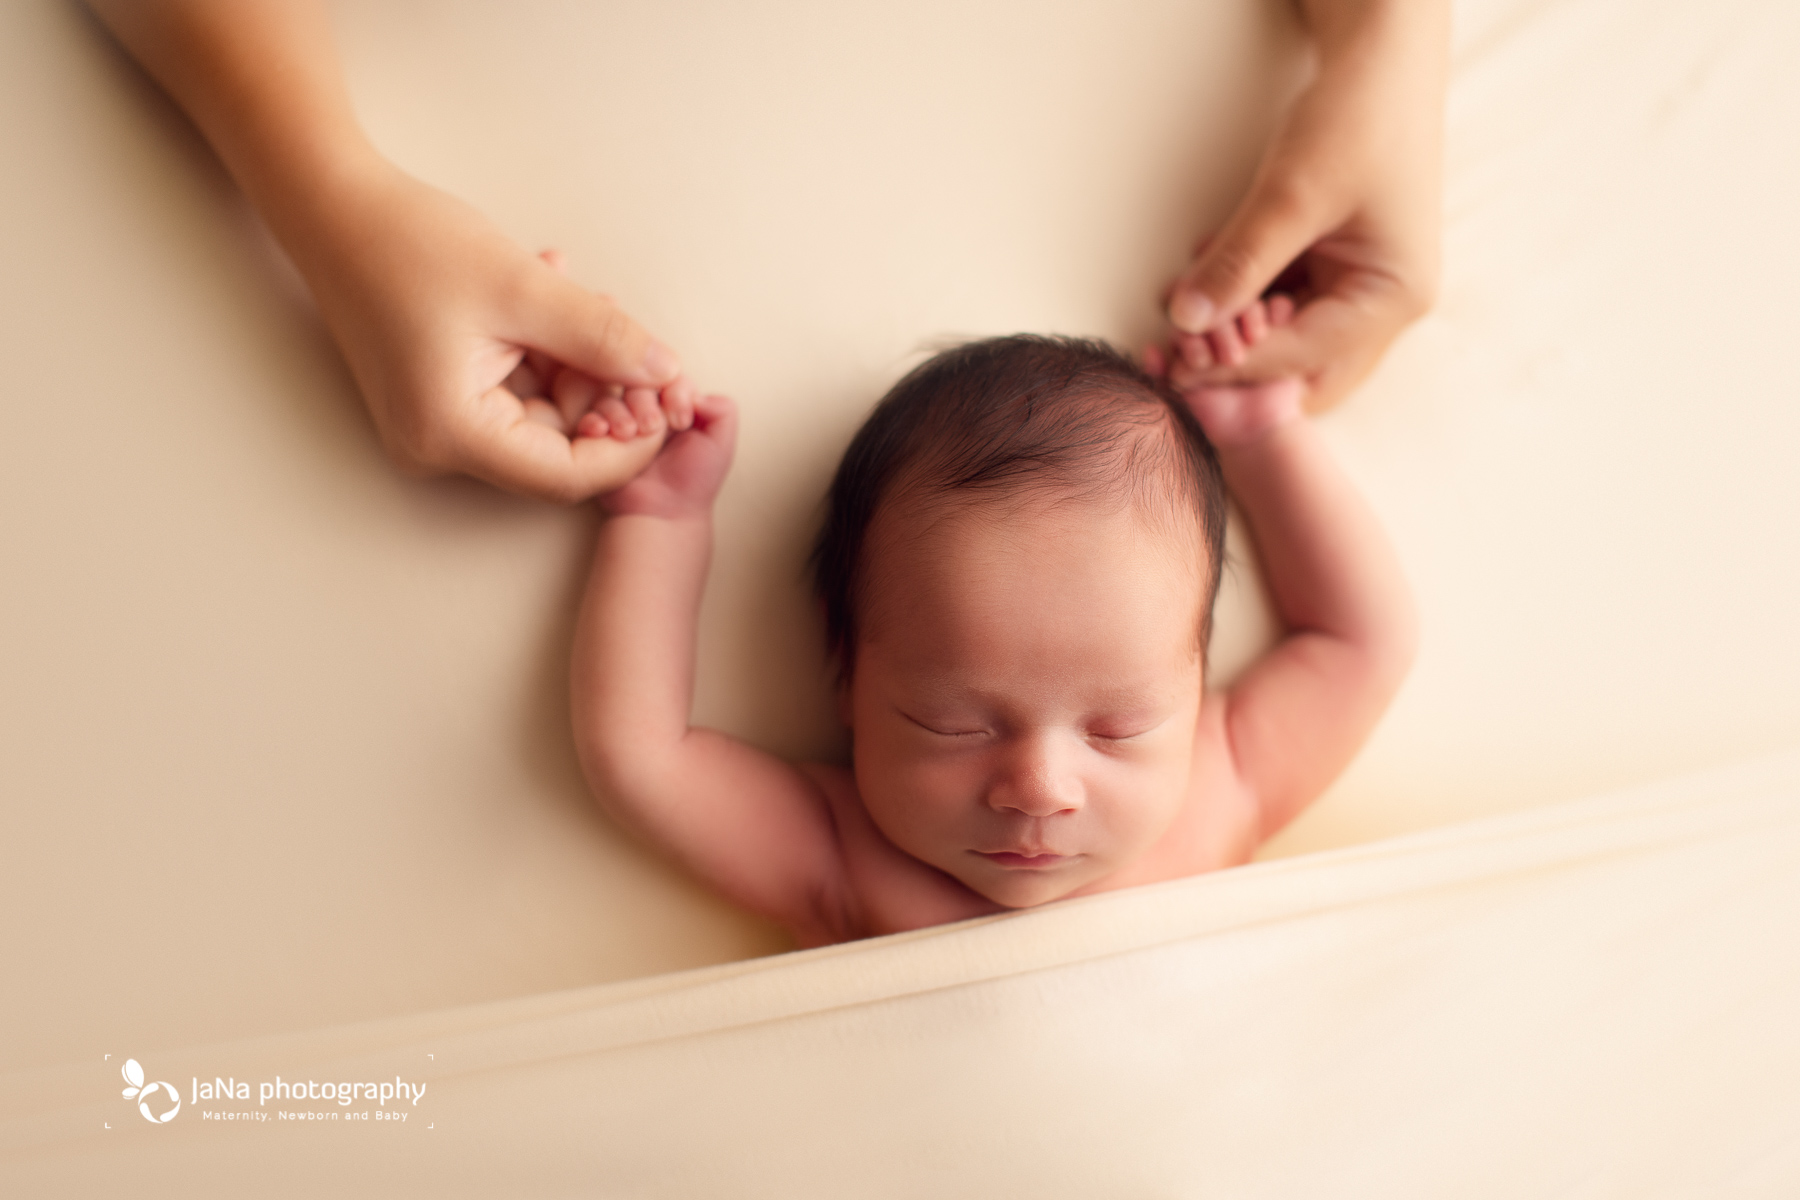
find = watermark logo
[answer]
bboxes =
[104,1054,431,1129]
[121,1059,181,1124]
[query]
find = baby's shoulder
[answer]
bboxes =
[796,761,858,809]
[1152,696,1264,874]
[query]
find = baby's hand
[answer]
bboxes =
[1146,295,1304,447]
[1172,375,1306,448]
[599,393,738,520]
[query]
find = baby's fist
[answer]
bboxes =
[1172,377,1305,449]
[599,393,738,519]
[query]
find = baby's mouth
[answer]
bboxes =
[974,850,1072,870]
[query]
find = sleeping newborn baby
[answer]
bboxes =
[572,313,1416,946]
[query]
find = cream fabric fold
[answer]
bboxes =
[7,749,1799,1196]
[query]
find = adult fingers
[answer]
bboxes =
[501,354,545,402]
[1168,178,1330,335]
[596,394,637,441]
[519,395,567,432]
[451,382,666,503]
[552,369,605,428]
[516,262,682,391]
[1174,287,1408,414]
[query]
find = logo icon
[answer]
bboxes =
[121,1059,180,1124]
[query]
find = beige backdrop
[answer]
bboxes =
[3,0,1797,1075]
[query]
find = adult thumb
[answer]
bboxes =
[1169,184,1324,334]
[518,265,682,388]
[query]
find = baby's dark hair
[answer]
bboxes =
[811,334,1228,679]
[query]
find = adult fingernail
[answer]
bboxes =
[643,340,680,381]
[1170,291,1213,333]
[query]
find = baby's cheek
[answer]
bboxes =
[857,755,935,830]
[879,779,978,865]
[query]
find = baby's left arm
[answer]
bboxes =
[1168,361,1419,839]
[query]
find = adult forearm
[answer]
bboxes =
[86,0,383,257]
[1297,0,1449,192]
[1295,0,1449,167]
[1302,0,1450,68]
[1217,422,1414,659]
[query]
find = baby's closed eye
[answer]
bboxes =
[1085,709,1180,742]
[1087,726,1149,742]
[900,710,988,738]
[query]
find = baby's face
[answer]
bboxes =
[847,496,1205,908]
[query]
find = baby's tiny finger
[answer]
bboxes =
[1267,293,1296,327]
[690,391,737,428]
[1239,301,1268,347]
[624,386,665,438]
[574,412,608,439]
[597,395,636,441]
[1176,332,1213,371]
[1166,352,1204,391]
[1208,320,1246,368]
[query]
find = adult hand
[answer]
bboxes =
[1165,0,1449,412]
[296,163,690,503]
[87,0,689,504]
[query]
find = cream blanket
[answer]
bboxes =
[6,749,1798,1195]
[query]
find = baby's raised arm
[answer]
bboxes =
[572,395,849,941]
[1169,363,1418,838]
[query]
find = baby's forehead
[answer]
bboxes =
[868,478,1205,562]
[853,493,1209,686]
[859,488,1209,634]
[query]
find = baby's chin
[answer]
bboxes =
[954,854,1101,909]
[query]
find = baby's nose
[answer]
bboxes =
[985,732,1084,817]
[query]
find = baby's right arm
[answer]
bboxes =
[572,394,851,941]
